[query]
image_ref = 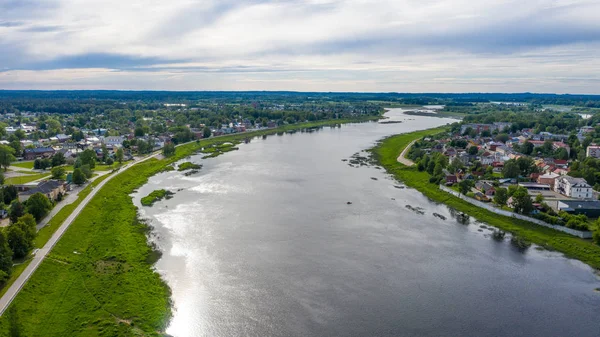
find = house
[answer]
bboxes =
[552,142,570,153]
[586,143,600,158]
[480,152,495,165]
[557,200,600,218]
[445,175,458,186]
[56,134,71,143]
[474,192,490,202]
[475,180,496,196]
[23,147,56,160]
[18,180,67,202]
[102,136,124,147]
[554,176,593,199]
[538,172,560,189]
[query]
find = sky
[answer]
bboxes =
[1,0,600,93]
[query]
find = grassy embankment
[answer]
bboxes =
[372,127,600,270]
[0,174,113,299]
[0,116,380,336]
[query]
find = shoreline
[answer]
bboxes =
[0,115,382,335]
[371,126,600,270]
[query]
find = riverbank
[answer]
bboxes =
[372,127,600,270]
[0,116,381,336]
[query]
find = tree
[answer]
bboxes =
[106,157,114,165]
[51,166,65,179]
[162,142,176,157]
[448,158,464,174]
[80,164,93,178]
[16,214,36,247]
[554,147,569,160]
[516,157,536,176]
[26,192,52,221]
[116,148,124,164]
[467,146,478,155]
[72,168,86,185]
[502,160,520,178]
[80,149,96,169]
[51,152,66,167]
[203,126,212,138]
[6,225,29,259]
[521,141,534,155]
[101,144,108,162]
[8,200,24,223]
[458,179,474,195]
[507,184,519,197]
[535,193,544,203]
[0,231,13,277]
[495,133,509,143]
[134,126,145,137]
[512,187,533,214]
[0,145,16,171]
[494,187,508,206]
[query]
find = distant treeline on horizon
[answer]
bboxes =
[1,90,600,108]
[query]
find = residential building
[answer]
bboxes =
[554,176,593,199]
[557,200,600,218]
[537,173,560,189]
[102,136,124,147]
[586,143,600,158]
[18,180,67,202]
[23,147,56,160]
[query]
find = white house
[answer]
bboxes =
[554,176,593,199]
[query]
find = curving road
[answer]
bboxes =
[397,139,416,166]
[0,154,157,316]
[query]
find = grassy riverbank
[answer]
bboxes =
[0,116,379,336]
[372,127,600,270]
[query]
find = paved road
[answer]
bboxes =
[0,154,157,316]
[397,139,416,166]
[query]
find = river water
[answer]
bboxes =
[133,109,600,337]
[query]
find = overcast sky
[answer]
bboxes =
[1,0,599,93]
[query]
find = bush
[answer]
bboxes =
[593,231,600,245]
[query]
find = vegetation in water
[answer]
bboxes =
[141,189,174,206]
[177,162,202,172]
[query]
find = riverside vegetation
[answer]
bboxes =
[371,127,600,270]
[0,116,380,336]
[141,189,174,206]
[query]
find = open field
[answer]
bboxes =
[11,161,34,169]
[5,173,51,185]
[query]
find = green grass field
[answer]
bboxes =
[5,173,51,185]
[0,116,380,336]
[11,161,35,169]
[35,174,112,248]
[372,127,600,269]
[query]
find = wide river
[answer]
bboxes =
[134,109,600,337]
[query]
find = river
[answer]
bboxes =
[133,109,600,337]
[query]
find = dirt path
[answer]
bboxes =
[397,139,416,166]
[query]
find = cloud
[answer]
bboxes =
[0,0,599,92]
[22,53,186,71]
